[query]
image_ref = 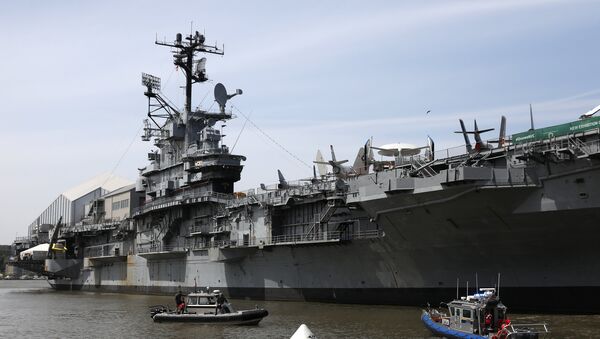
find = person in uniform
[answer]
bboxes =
[215,292,228,314]
[175,290,185,314]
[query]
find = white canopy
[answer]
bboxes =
[19,243,49,259]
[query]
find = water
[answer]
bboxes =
[1,280,599,338]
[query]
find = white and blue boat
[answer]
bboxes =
[421,288,550,339]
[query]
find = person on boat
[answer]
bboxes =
[175,290,186,314]
[483,312,493,334]
[484,311,491,323]
[215,292,229,314]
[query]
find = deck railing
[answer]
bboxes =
[133,190,235,216]
[191,239,235,250]
[62,221,121,234]
[136,243,186,254]
[84,242,130,257]
[189,229,383,250]
[506,323,550,336]
[94,230,381,255]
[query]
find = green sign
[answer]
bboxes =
[512,116,600,144]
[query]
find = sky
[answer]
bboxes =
[1,0,600,244]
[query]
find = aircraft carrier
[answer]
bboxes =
[23,31,600,312]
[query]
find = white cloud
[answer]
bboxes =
[224,0,568,73]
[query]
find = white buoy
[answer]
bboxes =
[290,324,316,339]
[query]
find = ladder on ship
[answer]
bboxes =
[303,199,340,241]
[567,135,591,158]
[411,158,437,177]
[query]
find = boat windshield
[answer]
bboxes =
[200,297,214,304]
[187,296,215,305]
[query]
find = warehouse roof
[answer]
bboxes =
[62,173,132,201]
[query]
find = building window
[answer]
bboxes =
[112,199,129,210]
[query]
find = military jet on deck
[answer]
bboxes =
[314,142,373,179]
[455,116,506,153]
[371,136,435,161]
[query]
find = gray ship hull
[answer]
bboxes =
[51,183,600,312]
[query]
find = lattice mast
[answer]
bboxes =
[156,31,223,121]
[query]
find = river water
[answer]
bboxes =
[1,280,599,338]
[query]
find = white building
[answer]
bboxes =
[27,173,132,236]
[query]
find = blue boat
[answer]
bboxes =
[421,288,550,339]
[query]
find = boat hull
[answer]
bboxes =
[421,311,486,339]
[152,309,268,325]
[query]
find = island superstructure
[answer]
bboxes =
[10,30,600,312]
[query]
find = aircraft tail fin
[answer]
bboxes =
[352,140,371,175]
[328,145,348,165]
[277,169,287,188]
[498,115,506,147]
[315,150,328,177]
[427,136,435,161]
[456,119,473,153]
[473,120,484,145]
[365,138,374,166]
[329,145,337,162]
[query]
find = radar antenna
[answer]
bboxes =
[214,83,243,113]
[155,31,224,117]
[141,72,181,130]
[141,30,225,144]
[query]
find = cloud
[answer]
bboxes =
[225,0,568,73]
[233,87,600,135]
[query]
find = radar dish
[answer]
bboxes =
[214,83,228,109]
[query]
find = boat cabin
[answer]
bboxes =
[444,288,508,336]
[185,290,218,310]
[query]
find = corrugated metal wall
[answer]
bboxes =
[27,188,110,233]
[28,194,72,230]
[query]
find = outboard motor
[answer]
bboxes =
[149,305,169,318]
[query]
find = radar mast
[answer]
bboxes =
[139,30,245,195]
